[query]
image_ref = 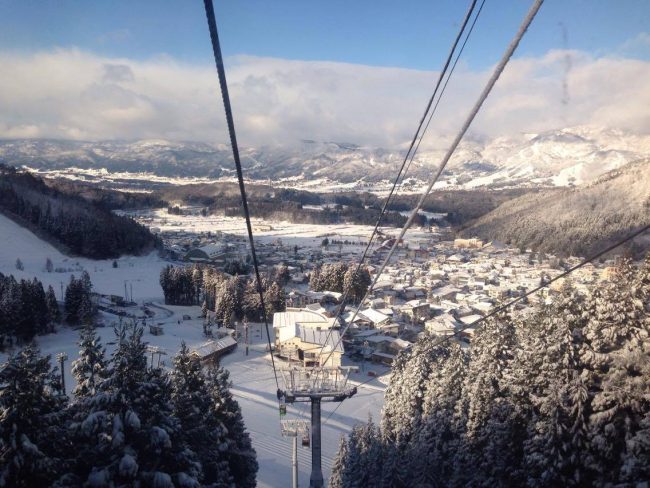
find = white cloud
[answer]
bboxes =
[0,48,648,147]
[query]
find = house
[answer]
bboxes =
[401,300,431,324]
[273,309,343,367]
[358,308,391,327]
[425,313,460,337]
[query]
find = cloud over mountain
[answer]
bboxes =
[0,46,649,146]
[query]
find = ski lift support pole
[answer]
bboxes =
[279,366,359,488]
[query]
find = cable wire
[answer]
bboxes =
[321,0,545,367]
[398,0,487,193]
[314,0,480,364]
[203,0,279,390]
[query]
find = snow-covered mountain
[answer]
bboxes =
[0,127,648,189]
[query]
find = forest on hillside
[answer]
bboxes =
[461,160,650,257]
[0,165,160,259]
[331,255,650,488]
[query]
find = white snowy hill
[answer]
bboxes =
[1,126,648,188]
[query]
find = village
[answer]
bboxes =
[122,206,615,375]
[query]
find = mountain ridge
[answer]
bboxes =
[0,126,648,189]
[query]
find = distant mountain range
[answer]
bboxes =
[0,126,648,189]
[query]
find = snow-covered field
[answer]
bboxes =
[139,208,383,242]
[0,212,386,487]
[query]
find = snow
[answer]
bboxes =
[0,214,387,487]
[0,212,167,302]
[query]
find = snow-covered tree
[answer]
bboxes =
[0,345,70,487]
[45,285,60,325]
[263,281,286,320]
[342,265,371,304]
[206,365,258,488]
[171,343,231,486]
[70,322,202,486]
[329,435,348,488]
[71,323,107,399]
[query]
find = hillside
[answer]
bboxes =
[461,159,650,257]
[0,165,159,259]
[2,126,648,188]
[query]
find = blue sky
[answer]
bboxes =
[1,0,648,70]
[0,1,649,145]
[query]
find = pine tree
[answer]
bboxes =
[453,311,522,487]
[171,343,231,486]
[409,344,468,487]
[70,322,202,486]
[310,265,323,291]
[329,435,348,488]
[582,258,650,485]
[64,275,81,325]
[264,281,286,320]
[45,285,60,325]
[242,278,263,322]
[343,265,372,304]
[206,365,258,488]
[71,323,107,399]
[0,345,70,487]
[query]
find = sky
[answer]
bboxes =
[0,0,649,147]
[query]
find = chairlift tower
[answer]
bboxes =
[279,366,359,488]
[281,419,310,488]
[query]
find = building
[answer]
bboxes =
[273,309,343,367]
[454,238,484,249]
[184,243,226,262]
[190,334,237,363]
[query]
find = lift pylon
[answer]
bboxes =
[281,419,310,488]
[278,366,358,488]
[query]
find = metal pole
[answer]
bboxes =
[310,397,323,488]
[60,356,65,395]
[245,321,249,356]
[292,434,298,488]
[57,353,68,395]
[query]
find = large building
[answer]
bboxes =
[184,243,226,262]
[273,308,343,367]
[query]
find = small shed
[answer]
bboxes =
[191,336,238,363]
[149,324,164,336]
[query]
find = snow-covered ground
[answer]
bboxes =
[0,212,386,487]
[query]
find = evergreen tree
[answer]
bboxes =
[171,343,231,487]
[0,345,70,487]
[70,322,202,486]
[206,366,258,488]
[263,281,286,320]
[45,285,60,325]
[343,265,372,304]
[71,323,107,399]
[242,278,264,322]
[329,435,348,488]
